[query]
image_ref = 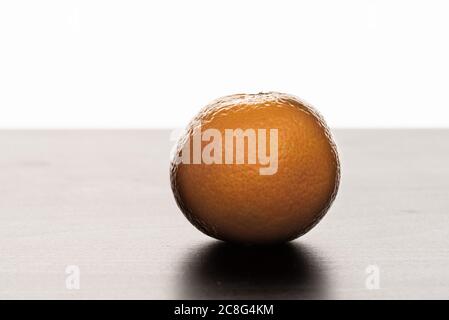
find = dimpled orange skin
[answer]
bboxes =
[170,92,340,245]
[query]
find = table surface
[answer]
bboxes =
[0,129,448,300]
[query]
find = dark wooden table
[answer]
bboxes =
[0,130,448,299]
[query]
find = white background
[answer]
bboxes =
[1,0,448,128]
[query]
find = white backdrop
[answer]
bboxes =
[1,0,448,128]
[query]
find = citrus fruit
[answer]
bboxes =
[170,92,340,244]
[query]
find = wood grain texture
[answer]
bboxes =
[0,129,448,299]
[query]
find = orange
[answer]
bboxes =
[170,92,340,244]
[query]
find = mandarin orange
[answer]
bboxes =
[170,92,340,244]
